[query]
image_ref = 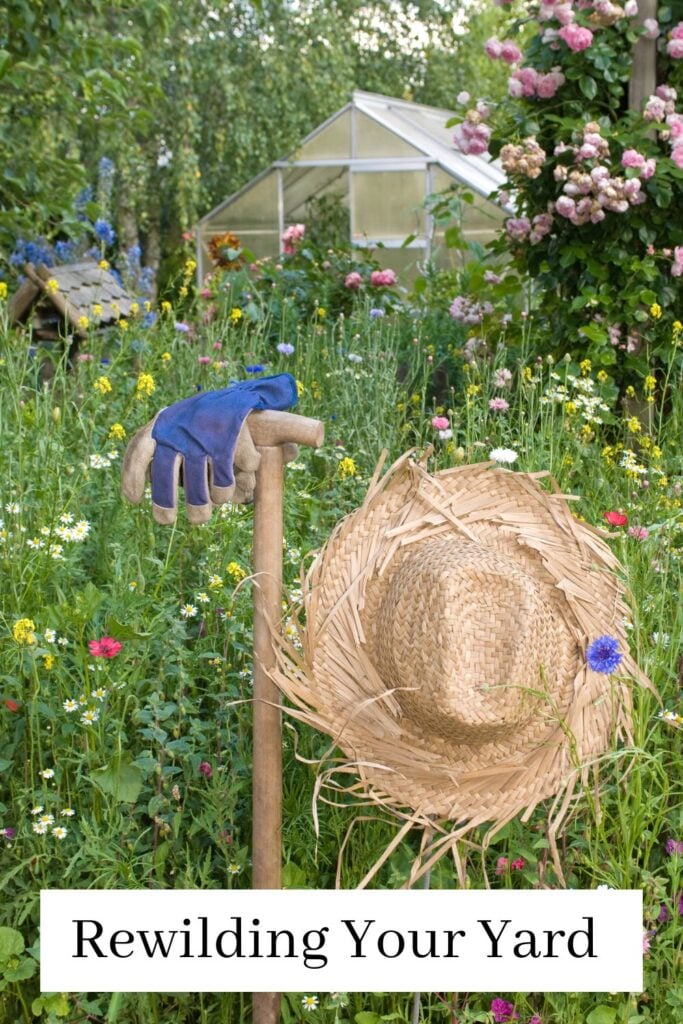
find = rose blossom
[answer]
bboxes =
[344,271,362,289]
[369,268,397,287]
[500,40,523,64]
[643,18,659,38]
[558,24,594,51]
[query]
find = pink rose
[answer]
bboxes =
[672,23,683,39]
[672,246,683,277]
[667,38,683,58]
[671,145,683,168]
[500,40,523,64]
[621,148,645,168]
[281,223,305,254]
[536,70,565,98]
[369,268,397,287]
[344,271,362,290]
[558,24,594,51]
[643,18,659,38]
[484,37,503,59]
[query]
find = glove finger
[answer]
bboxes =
[182,455,212,525]
[235,419,261,473]
[207,459,235,507]
[232,469,256,504]
[151,444,182,525]
[121,418,157,504]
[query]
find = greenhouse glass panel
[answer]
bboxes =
[211,173,279,232]
[295,110,351,160]
[353,111,422,159]
[352,170,426,242]
[284,166,349,222]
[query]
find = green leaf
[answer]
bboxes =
[579,75,597,100]
[281,861,308,889]
[90,755,142,804]
[586,1005,617,1024]
[5,957,36,981]
[355,1013,382,1024]
[0,927,24,965]
[444,226,464,249]
[103,615,150,641]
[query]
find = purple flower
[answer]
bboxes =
[491,998,517,1023]
[277,343,295,356]
[586,635,622,674]
[369,308,385,319]
[666,839,683,855]
[0,827,15,840]
[198,761,213,779]
[174,321,190,333]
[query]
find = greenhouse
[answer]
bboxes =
[195,90,506,280]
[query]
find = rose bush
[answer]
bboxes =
[450,0,683,384]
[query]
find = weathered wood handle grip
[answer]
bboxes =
[247,409,324,450]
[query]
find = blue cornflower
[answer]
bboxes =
[369,308,384,319]
[142,312,157,328]
[586,635,622,674]
[174,321,190,333]
[94,218,116,247]
[276,343,295,356]
[246,364,265,374]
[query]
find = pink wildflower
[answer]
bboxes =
[510,857,525,871]
[489,397,510,413]
[198,761,213,778]
[493,368,512,388]
[431,416,450,430]
[495,856,509,875]
[281,223,305,254]
[627,526,649,540]
[88,637,123,659]
[198,356,211,364]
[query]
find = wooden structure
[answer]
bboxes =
[9,260,135,341]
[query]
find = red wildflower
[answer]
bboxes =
[199,761,213,779]
[510,857,525,871]
[604,511,628,527]
[88,636,123,658]
[5,698,20,713]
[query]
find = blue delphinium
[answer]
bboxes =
[94,218,116,248]
[586,635,622,674]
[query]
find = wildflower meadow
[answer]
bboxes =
[1,0,683,1022]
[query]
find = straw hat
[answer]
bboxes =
[272,452,653,838]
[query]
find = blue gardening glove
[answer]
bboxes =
[121,373,298,524]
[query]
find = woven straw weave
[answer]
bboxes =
[271,452,653,858]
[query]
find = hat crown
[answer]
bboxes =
[368,537,568,744]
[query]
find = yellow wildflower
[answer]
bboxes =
[108,423,126,441]
[77,315,89,331]
[130,302,140,316]
[118,318,129,331]
[208,574,223,590]
[466,384,481,397]
[45,278,59,295]
[111,301,120,316]
[43,654,55,670]
[0,281,7,300]
[564,401,577,415]
[93,376,112,396]
[596,370,609,384]
[650,303,662,320]
[643,375,656,393]
[161,351,172,363]
[161,301,172,314]
[522,366,532,381]
[658,476,668,488]
[144,300,152,312]
[579,358,591,376]
[99,259,110,270]
[227,562,247,583]
[410,393,421,406]
[339,456,357,480]
[626,416,642,434]
[601,445,614,462]
[673,321,682,345]
[651,445,662,460]
[579,424,594,442]
[296,380,305,398]
[625,385,636,398]
[13,618,36,645]
[136,373,155,398]
[184,258,197,276]
[229,308,243,323]
[311,381,322,400]
[316,307,327,318]
[92,303,103,317]
[179,285,189,299]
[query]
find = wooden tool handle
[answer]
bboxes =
[248,409,324,450]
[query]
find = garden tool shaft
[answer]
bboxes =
[249,411,324,1024]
